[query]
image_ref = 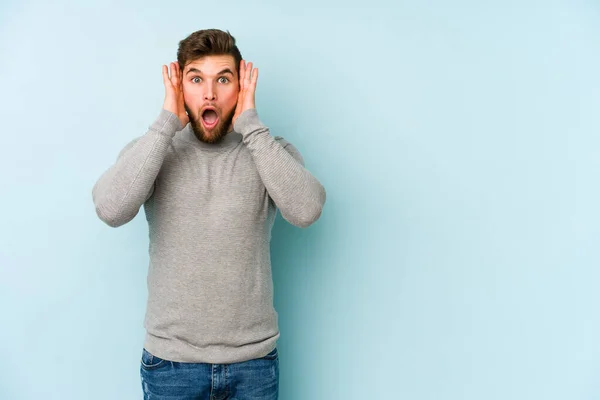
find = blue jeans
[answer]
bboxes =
[140,347,279,400]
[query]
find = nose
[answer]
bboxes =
[204,83,216,101]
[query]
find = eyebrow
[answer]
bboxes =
[186,67,235,77]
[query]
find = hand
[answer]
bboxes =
[162,62,189,127]
[232,60,259,127]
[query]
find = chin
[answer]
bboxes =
[193,111,235,144]
[191,122,225,144]
[191,116,234,144]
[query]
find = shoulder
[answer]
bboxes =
[274,136,305,166]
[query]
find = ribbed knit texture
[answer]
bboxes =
[92,108,326,363]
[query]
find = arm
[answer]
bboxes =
[235,109,326,228]
[92,110,182,227]
[93,61,188,227]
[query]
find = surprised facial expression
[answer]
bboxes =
[182,55,239,144]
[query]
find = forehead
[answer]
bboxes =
[183,55,236,74]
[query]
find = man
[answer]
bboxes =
[92,28,326,399]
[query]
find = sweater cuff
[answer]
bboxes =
[149,109,183,137]
[233,108,265,137]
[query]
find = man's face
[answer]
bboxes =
[182,55,239,144]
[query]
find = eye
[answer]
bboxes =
[218,77,229,84]
[191,76,201,83]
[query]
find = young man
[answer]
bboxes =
[92,29,326,399]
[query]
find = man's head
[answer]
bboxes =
[177,29,243,144]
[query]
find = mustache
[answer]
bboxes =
[184,104,222,118]
[183,103,224,116]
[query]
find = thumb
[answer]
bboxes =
[233,93,243,118]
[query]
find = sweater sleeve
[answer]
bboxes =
[92,109,183,227]
[233,109,326,228]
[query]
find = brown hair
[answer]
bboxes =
[177,29,243,77]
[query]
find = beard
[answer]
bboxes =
[185,104,235,144]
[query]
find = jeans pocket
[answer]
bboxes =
[140,348,168,370]
[260,347,278,361]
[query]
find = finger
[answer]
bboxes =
[173,62,181,85]
[177,62,183,80]
[239,59,246,89]
[242,63,250,91]
[169,62,177,86]
[178,82,184,102]
[245,62,253,88]
[233,100,241,121]
[235,88,244,113]
[249,67,258,90]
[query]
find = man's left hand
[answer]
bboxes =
[232,60,258,127]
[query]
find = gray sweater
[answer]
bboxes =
[92,108,326,363]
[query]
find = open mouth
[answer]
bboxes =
[201,107,219,129]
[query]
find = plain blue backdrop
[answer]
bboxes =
[1,0,599,399]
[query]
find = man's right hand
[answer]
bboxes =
[162,62,189,128]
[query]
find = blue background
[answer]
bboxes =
[1,0,599,398]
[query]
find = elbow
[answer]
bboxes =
[294,206,323,228]
[94,199,135,228]
[92,185,138,228]
[285,187,326,228]
[95,205,127,228]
